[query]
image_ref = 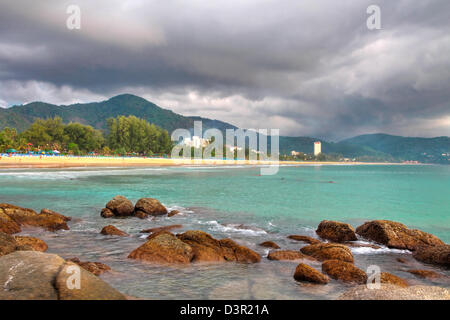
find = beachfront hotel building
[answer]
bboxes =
[314,141,322,156]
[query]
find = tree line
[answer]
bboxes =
[0,115,173,156]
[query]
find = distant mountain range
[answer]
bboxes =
[0,94,448,163]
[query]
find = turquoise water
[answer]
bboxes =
[0,164,448,299]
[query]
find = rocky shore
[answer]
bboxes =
[0,198,449,300]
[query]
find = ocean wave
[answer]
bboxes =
[201,220,267,236]
[0,168,169,179]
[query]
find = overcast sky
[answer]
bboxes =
[0,0,449,140]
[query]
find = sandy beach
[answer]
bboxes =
[0,154,403,168]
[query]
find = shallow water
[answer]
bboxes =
[0,164,449,299]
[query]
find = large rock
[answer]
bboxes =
[300,243,354,263]
[287,235,321,244]
[134,198,168,218]
[0,251,125,300]
[67,257,111,276]
[293,263,329,284]
[0,232,17,256]
[267,250,315,261]
[104,195,134,217]
[40,209,71,222]
[0,203,69,232]
[356,220,444,250]
[321,259,367,284]
[14,236,48,252]
[339,284,450,300]
[316,220,357,242]
[0,210,21,234]
[177,230,260,263]
[412,245,450,267]
[128,231,194,264]
[100,225,128,237]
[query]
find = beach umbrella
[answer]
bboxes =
[6,149,17,153]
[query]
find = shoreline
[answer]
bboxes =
[0,155,412,169]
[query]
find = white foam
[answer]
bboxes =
[201,220,267,236]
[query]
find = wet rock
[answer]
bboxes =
[287,235,321,244]
[140,224,183,234]
[0,203,69,232]
[105,195,134,217]
[100,225,129,237]
[300,243,354,263]
[67,257,112,276]
[259,241,280,249]
[40,209,71,222]
[0,210,21,234]
[407,269,444,279]
[128,231,194,264]
[100,208,114,218]
[321,259,367,284]
[0,232,17,256]
[412,245,450,267]
[168,210,180,217]
[396,257,408,264]
[293,263,329,284]
[339,284,450,300]
[14,236,48,252]
[316,220,357,242]
[380,272,409,287]
[177,230,261,263]
[356,220,444,251]
[134,198,168,218]
[0,251,125,300]
[267,250,315,261]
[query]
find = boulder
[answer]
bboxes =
[267,250,315,261]
[0,251,125,300]
[14,236,48,252]
[168,210,180,217]
[380,272,409,287]
[40,209,71,222]
[134,198,168,218]
[0,232,17,256]
[293,263,329,284]
[356,220,444,250]
[339,284,450,300]
[100,225,128,237]
[140,224,183,234]
[407,269,444,279]
[259,241,280,249]
[128,231,194,264]
[177,230,260,263]
[0,203,69,232]
[316,220,357,242]
[105,195,134,217]
[287,235,321,245]
[100,208,114,218]
[0,210,21,234]
[300,243,354,263]
[321,259,367,284]
[412,245,450,267]
[67,257,111,276]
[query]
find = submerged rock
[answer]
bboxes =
[407,269,444,279]
[412,245,450,267]
[300,243,354,263]
[0,203,69,232]
[168,210,180,217]
[339,284,450,300]
[321,259,367,284]
[128,231,194,264]
[140,224,183,234]
[356,220,444,251]
[267,250,315,261]
[67,257,112,276]
[100,225,129,237]
[14,236,48,252]
[0,251,125,300]
[316,220,357,242]
[259,241,280,249]
[293,263,329,284]
[287,235,321,244]
[135,198,168,218]
[105,195,135,217]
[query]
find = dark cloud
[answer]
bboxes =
[0,0,449,139]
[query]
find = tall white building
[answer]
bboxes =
[314,141,322,156]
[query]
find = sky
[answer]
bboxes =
[0,0,449,140]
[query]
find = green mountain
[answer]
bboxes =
[341,133,450,164]
[0,94,448,163]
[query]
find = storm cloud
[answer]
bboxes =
[0,0,449,139]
